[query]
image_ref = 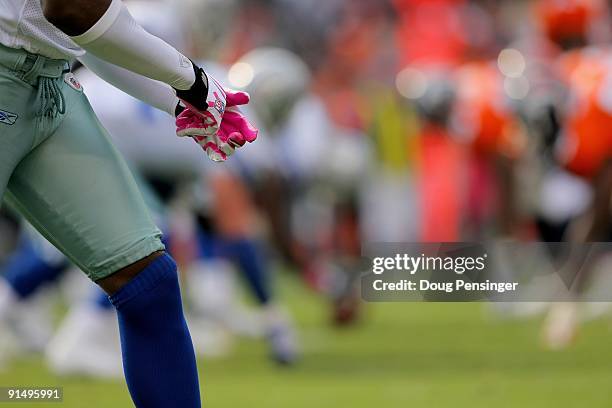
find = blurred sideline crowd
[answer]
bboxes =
[2,0,612,377]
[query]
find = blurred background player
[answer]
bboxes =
[529,0,612,349]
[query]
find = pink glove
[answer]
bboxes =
[177,88,259,162]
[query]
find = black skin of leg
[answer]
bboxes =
[97,251,165,296]
[42,0,112,36]
[494,154,518,237]
[585,161,612,242]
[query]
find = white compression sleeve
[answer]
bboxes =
[78,54,180,116]
[71,0,195,90]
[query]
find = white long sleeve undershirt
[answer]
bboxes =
[71,0,195,91]
[78,53,180,116]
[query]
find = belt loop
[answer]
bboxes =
[22,55,46,84]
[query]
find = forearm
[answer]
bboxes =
[46,0,195,90]
[78,54,180,116]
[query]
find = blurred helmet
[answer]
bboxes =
[396,67,456,125]
[176,0,239,58]
[535,0,608,48]
[125,0,187,52]
[227,47,311,130]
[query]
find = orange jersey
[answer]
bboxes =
[452,61,524,159]
[556,47,612,178]
[394,0,468,67]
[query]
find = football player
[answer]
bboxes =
[532,0,612,349]
[0,0,257,405]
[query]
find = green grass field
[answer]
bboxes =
[2,276,612,408]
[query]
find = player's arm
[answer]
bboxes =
[43,0,202,99]
[79,54,257,162]
[78,54,181,116]
[44,0,257,161]
[42,0,111,36]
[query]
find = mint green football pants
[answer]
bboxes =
[0,44,164,281]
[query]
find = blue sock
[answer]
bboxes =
[109,253,200,408]
[219,238,272,305]
[4,237,68,299]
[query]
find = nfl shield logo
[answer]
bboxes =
[64,73,83,92]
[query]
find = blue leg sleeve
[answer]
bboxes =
[109,253,200,408]
[219,238,272,305]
